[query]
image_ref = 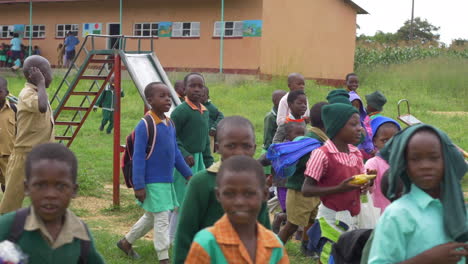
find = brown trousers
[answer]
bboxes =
[0,156,8,186]
[0,150,28,214]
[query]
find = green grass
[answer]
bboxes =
[1,55,467,263]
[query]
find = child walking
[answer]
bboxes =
[0,143,105,263]
[173,116,271,263]
[369,124,468,264]
[201,85,224,153]
[57,43,64,68]
[0,77,16,193]
[364,116,400,213]
[276,73,310,125]
[0,55,55,214]
[94,75,124,134]
[185,155,289,264]
[117,82,192,263]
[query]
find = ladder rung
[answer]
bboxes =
[70,91,99,96]
[89,59,114,64]
[81,75,108,80]
[56,121,81,126]
[56,136,72,141]
[62,106,89,111]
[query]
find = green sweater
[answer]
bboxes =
[170,102,213,167]
[285,131,327,190]
[0,212,104,264]
[263,106,278,150]
[172,168,271,264]
[203,100,224,131]
[94,84,124,111]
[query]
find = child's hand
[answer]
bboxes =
[28,67,45,85]
[266,174,273,187]
[134,189,146,203]
[420,242,468,264]
[185,155,195,167]
[339,177,362,192]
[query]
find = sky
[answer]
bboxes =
[353,0,468,44]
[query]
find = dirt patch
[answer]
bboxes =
[430,111,468,116]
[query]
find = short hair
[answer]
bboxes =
[310,102,328,128]
[287,90,305,105]
[216,116,255,142]
[217,155,265,187]
[287,73,304,84]
[345,73,357,81]
[285,122,305,136]
[183,72,205,87]
[25,143,78,183]
[144,81,165,98]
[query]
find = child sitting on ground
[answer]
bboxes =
[0,77,16,193]
[0,143,105,263]
[369,124,468,263]
[173,116,271,263]
[94,74,124,134]
[365,116,401,213]
[365,91,387,120]
[277,73,310,125]
[202,86,224,153]
[278,102,328,256]
[185,155,289,264]
[116,82,192,263]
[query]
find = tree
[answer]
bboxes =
[396,17,440,43]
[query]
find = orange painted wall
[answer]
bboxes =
[260,0,357,80]
[0,0,263,71]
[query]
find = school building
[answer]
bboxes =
[0,0,367,85]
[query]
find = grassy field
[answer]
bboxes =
[1,56,467,263]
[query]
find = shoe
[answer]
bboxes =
[117,239,140,259]
[272,212,286,234]
[99,125,104,131]
[1,184,5,192]
[300,241,319,259]
[106,130,112,134]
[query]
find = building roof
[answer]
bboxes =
[0,0,90,3]
[344,0,368,14]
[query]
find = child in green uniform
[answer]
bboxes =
[173,116,272,264]
[201,85,224,153]
[0,143,104,264]
[94,75,124,134]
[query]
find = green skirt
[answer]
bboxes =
[173,152,205,206]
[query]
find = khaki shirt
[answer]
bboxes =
[0,100,16,155]
[24,207,90,249]
[14,83,55,149]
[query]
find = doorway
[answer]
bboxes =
[107,23,121,49]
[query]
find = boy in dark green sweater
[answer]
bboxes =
[94,75,124,134]
[201,86,224,153]
[0,143,104,264]
[172,116,272,264]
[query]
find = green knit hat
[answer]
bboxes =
[365,91,387,111]
[326,89,351,105]
[321,103,359,139]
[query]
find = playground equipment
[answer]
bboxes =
[50,34,181,206]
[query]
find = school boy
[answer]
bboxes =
[276,73,310,126]
[117,82,192,263]
[0,77,16,193]
[172,116,271,264]
[185,156,289,264]
[263,90,287,152]
[365,91,387,120]
[0,55,55,214]
[174,80,185,102]
[94,75,124,134]
[272,90,308,144]
[0,143,105,263]
[201,85,224,153]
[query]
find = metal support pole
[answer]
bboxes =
[409,0,415,41]
[119,0,123,35]
[29,0,32,56]
[219,0,225,73]
[112,54,122,207]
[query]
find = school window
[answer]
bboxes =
[25,24,46,38]
[172,22,200,37]
[134,23,159,37]
[56,24,79,38]
[213,21,243,37]
[0,25,13,38]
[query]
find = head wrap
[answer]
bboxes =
[365,91,387,112]
[327,89,351,105]
[321,103,359,139]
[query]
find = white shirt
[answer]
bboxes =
[276,92,310,126]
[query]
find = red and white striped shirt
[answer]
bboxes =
[305,140,365,182]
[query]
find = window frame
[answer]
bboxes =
[213,21,243,38]
[25,24,46,39]
[172,22,200,38]
[56,24,79,38]
[0,25,13,39]
[133,22,159,37]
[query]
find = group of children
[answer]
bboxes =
[0,41,41,70]
[0,56,466,264]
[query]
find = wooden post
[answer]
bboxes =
[112,54,122,207]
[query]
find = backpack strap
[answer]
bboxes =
[7,207,31,243]
[142,114,156,160]
[78,221,92,264]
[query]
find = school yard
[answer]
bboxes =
[1,56,467,263]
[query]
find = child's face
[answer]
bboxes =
[0,86,7,102]
[406,131,444,197]
[216,170,267,226]
[286,125,305,141]
[373,125,399,150]
[351,99,362,112]
[216,126,256,161]
[346,75,359,91]
[185,75,204,104]
[335,113,362,144]
[174,82,185,97]
[200,88,208,103]
[25,159,77,224]
[288,77,305,91]
[289,94,307,117]
[147,84,172,114]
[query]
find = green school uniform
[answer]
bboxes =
[94,84,124,133]
[172,162,272,264]
[203,100,224,132]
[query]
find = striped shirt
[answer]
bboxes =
[305,140,365,181]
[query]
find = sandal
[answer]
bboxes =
[117,239,141,259]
